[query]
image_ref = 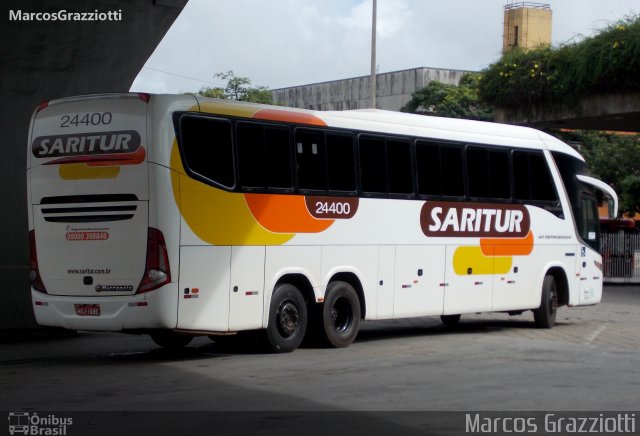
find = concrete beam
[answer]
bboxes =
[495,92,640,132]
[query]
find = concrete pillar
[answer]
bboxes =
[0,0,186,330]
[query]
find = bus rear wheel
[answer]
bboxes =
[533,274,558,329]
[265,284,307,353]
[150,332,193,349]
[320,281,361,348]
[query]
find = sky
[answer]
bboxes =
[130,0,639,94]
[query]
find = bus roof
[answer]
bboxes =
[319,108,584,161]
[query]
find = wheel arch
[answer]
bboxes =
[327,271,366,320]
[274,273,315,305]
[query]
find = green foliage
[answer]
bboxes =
[479,16,640,109]
[193,70,273,104]
[559,131,640,216]
[402,73,494,121]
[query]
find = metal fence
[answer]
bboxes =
[601,233,640,283]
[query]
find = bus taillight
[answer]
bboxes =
[36,100,49,112]
[136,228,171,294]
[137,93,151,103]
[29,230,47,293]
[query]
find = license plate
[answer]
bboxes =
[75,304,100,316]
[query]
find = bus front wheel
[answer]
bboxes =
[533,274,558,329]
[266,283,307,353]
[321,281,361,348]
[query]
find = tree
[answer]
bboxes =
[194,70,273,104]
[559,130,640,216]
[401,73,494,121]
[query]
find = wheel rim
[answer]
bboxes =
[276,300,299,338]
[330,297,353,334]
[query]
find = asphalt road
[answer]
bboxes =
[1,285,639,435]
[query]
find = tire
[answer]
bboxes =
[440,314,461,326]
[321,281,361,348]
[533,274,558,329]
[265,283,307,353]
[150,332,193,349]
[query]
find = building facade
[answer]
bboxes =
[271,67,471,112]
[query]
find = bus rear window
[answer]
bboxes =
[178,115,235,189]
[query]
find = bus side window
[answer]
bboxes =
[237,122,265,188]
[179,115,235,189]
[514,150,558,202]
[416,140,442,196]
[295,129,327,191]
[440,145,464,197]
[467,146,490,198]
[387,139,412,195]
[359,135,388,194]
[489,149,511,199]
[237,122,292,190]
[326,133,356,192]
[264,126,292,189]
[529,153,558,201]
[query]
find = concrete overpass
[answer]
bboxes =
[495,92,640,132]
[0,0,187,330]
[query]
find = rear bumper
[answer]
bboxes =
[31,283,178,331]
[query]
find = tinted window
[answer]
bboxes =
[489,150,511,199]
[264,127,293,189]
[237,122,264,188]
[387,139,413,194]
[326,133,356,192]
[467,146,489,198]
[359,135,387,193]
[441,145,464,197]
[179,115,234,188]
[530,153,557,201]
[296,129,327,191]
[416,141,442,196]
[514,150,557,202]
[237,122,292,189]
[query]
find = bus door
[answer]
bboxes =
[576,190,603,304]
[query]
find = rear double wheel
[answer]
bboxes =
[319,281,361,348]
[265,283,307,353]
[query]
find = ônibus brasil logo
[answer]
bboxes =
[7,412,73,435]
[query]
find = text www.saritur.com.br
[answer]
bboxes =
[67,268,111,275]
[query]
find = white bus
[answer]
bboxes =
[27,93,617,352]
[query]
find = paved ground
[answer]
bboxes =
[1,285,638,434]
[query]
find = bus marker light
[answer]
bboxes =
[36,100,49,112]
[192,288,199,294]
[128,302,148,307]
[34,301,48,306]
[245,291,258,296]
